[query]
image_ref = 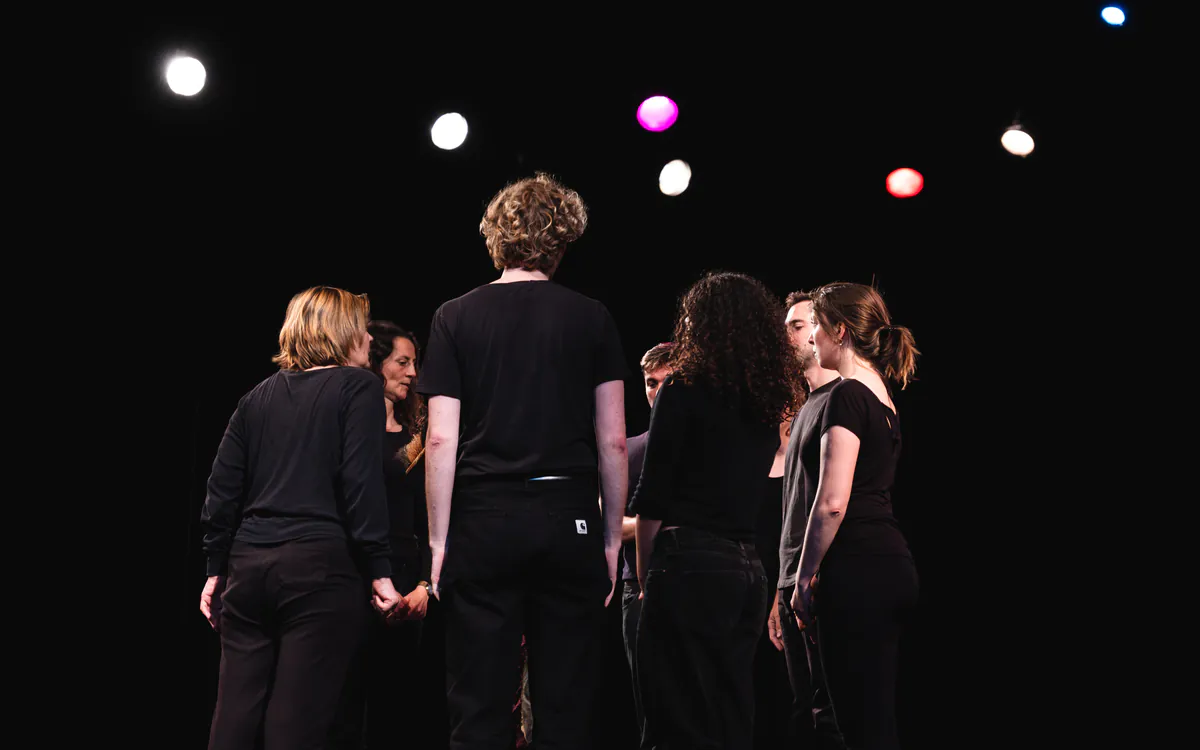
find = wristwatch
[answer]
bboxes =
[418,580,433,597]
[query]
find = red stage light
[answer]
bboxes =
[886,168,924,198]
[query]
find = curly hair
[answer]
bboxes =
[669,272,804,425]
[480,172,588,274]
[367,320,427,444]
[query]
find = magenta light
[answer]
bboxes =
[637,96,679,132]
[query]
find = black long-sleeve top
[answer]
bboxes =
[629,377,779,542]
[200,367,392,579]
[383,428,432,584]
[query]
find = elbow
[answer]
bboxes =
[427,431,455,452]
[816,494,848,519]
[600,435,627,461]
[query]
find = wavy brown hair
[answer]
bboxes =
[479,173,588,275]
[810,282,920,389]
[669,272,804,425]
[367,320,426,466]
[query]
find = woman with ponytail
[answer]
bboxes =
[789,282,920,750]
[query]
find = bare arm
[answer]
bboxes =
[595,379,628,606]
[795,426,859,588]
[621,516,637,542]
[425,395,461,597]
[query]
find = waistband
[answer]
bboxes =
[657,526,760,560]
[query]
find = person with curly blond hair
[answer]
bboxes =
[415,173,630,749]
[630,271,804,750]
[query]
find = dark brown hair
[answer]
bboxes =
[640,342,674,374]
[480,173,588,275]
[810,282,920,389]
[367,320,427,461]
[670,272,804,424]
[784,290,812,311]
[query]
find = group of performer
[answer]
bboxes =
[198,172,921,750]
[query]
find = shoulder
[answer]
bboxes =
[829,378,873,404]
[336,367,383,397]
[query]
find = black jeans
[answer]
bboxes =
[779,584,845,749]
[441,477,610,750]
[208,537,367,750]
[637,527,769,750]
[621,579,644,740]
[816,555,919,750]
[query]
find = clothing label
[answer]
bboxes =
[575,520,588,534]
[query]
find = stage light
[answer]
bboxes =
[638,96,679,132]
[1101,6,1125,25]
[166,56,206,96]
[659,160,691,196]
[431,113,468,150]
[1001,125,1035,157]
[886,168,923,198]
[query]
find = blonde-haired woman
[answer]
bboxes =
[199,285,402,750]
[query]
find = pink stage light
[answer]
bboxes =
[637,96,679,132]
[886,168,924,198]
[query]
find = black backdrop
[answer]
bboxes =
[101,5,1155,746]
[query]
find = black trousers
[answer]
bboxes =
[779,584,845,749]
[621,579,645,740]
[208,537,367,750]
[637,527,769,750]
[440,477,610,750]
[328,557,426,750]
[816,555,919,750]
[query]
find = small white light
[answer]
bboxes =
[431,113,469,150]
[659,160,692,196]
[1001,126,1035,157]
[1101,7,1125,26]
[166,56,206,97]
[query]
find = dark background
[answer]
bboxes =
[104,4,1154,746]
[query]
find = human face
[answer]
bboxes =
[381,337,417,402]
[644,366,672,407]
[808,311,842,370]
[785,301,815,368]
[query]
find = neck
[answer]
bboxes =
[495,268,550,284]
[804,361,840,392]
[836,352,878,383]
[384,398,403,432]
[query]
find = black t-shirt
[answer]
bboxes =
[815,378,912,559]
[382,428,431,584]
[200,367,391,579]
[621,431,648,581]
[778,377,840,588]
[629,377,779,543]
[415,281,628,479]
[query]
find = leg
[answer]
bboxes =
[621,580,645,737]
[637,562,758,750]
[207,545,275,750]
[525,500,608,750]
[262,540,369,750]
[363,617,423,749]
[442,578,526,750]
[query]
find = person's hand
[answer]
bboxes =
[372,578,403,615]
[767,590,784,651]
[200,576,225,632]
[791,575,817,631]
[604,543,620,607]
[392,585,429,622]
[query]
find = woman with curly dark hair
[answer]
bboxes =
[415,173,629,749]
[631,271,803,750]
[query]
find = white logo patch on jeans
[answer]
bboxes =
[575,520,588,534]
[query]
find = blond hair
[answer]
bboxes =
[272,286,370,371]
[480,173,588,274]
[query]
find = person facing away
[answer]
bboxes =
[415,172,629,750]
[199,285,402,750]
[631,271,805,750]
